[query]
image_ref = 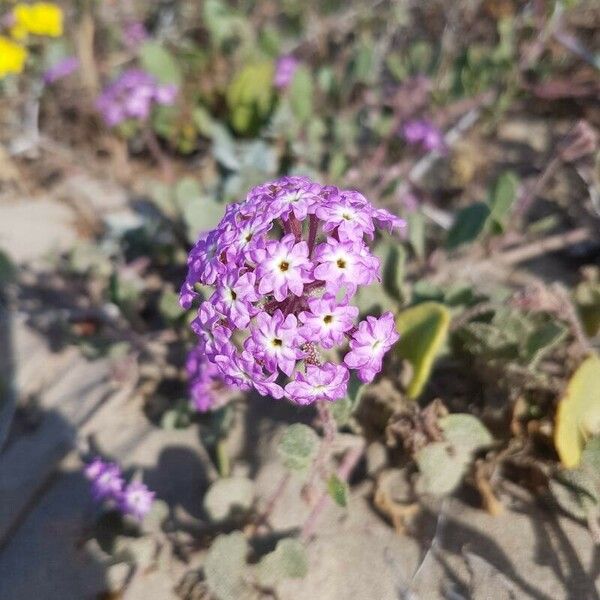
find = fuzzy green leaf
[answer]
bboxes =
[203,477,254,522]
[446,202,490,250]
[139,41,182,86]
[278,424,319,471]
[327,474,348,507]
[257,538,308,587]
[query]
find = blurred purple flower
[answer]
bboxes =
[96,68,178,128]
[85,458,124,501]
[43,56,79,85]
[85,456,155,520]
[119,481,155,520]
[402,119,446,153]
[123,21,148,49]
[400,191,420,213]
[274,55,299,89]
[186,345,232,412]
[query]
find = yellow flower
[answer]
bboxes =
[0,36,28,78]
[11,3,63,40]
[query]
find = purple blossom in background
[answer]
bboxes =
[85,458,124,501]
[186,345,232,412]
[274,55,299,89]
[96,68,178,127]
[85,457,155,520]
[119,482,155,520]
[43,56,79,85]
[181,176,405,406]
[402,119,446,152]
[123,21,148,49]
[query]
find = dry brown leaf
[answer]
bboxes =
[373,470,420,535]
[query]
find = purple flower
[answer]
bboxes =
[96,68,178,127]
[186,345,232,412]
[85,457,156,521]
[119,481,155,520]
[402,119,445,153]
[85,459,124,501]
[43,56,79,85]
[191,301,230,356]
[245,309,303,376]
[274,55,299,89]
[123,21,148,49]
[214,347,284,399]
[313,238,379,294]
[213,270,259,328]
[180,176,405,405]
[344,312,400,383]
[298,295,358,349]
[316,194,375,240]
[254,235,311,302]
[284,363,349,405]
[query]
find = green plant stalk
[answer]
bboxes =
[216,437,231,478]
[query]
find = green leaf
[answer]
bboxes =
[412,280,444,304]
[415,442,467,496]
[454,321,520,360]
[446,202,491,250]
[395,302,451,399]
[278,424,319,471]
[376,238,406,301]
[574,268,600,338]
[416,414,491,496]
[204,532,250,599]
[439,414,493,454]
[581,436,600,474]
[203,477,254,522]
[159,289,183,322]
[289,66,314,123]
[407,211,426,260]
[226,61,275,135]
[175,177,224,242]
[555,354,600,468]
[257,538,308,587]
[523,321,567,366]
[331,371,365,427]
[139,41,182,86]
[488,171,519,229]
[0,250,15,285]
[327,474,348,507]
[114,535,157,569]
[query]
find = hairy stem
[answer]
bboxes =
[143,127,173,181]
[247,472,291,536]
[288,215,302,241]
[307,215,319,256]
[300,441,365,542]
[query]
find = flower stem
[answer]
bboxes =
[143,127,173,182]
[216,437,230,478]
[307,215,319,256]
[288,215,302,241]
[300,441,365,542]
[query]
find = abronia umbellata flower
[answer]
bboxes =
[182,177,404,406]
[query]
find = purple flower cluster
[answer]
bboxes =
[43,56,79,85]
[181,177,403,406]
[96,68,177,127]
[274,55,299,89]
[122,21,148,49]
[186,344,232,412]
[85,457,155,520]
[402,119,446,152]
